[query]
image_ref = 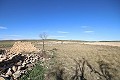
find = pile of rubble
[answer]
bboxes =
[0,41,55,80]
[10,41,40,54]
[0,49,46,80]
[0,41,50,80]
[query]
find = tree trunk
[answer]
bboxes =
[42,39,45,51]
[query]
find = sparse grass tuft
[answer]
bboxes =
[19,62,44,80]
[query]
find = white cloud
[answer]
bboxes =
[48,36,65,38]
[4,35,22,37]
[0,38,21,40]
[84,30,94,33]
[81,26,88,28]
[0,26,7,29]
[57,31,69,34]
[0,35,23,40]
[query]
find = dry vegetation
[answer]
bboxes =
[34,41,120,80]
[0,40,120,80]
[84,42,120,47]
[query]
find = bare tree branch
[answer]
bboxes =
[39,32,48,51]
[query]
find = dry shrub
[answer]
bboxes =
[71,58,114,80]
[46,58,115,80]
[45,63,66,80]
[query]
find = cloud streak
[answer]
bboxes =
[84,30,94,33]
[49,35,65,38]
[0,26,7,29]
[0,35,23,40]
[81,26,89,28]
[57,31,69,34]
[4,35,22,37]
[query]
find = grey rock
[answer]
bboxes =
[12,66,17,72]
[16,60,22,66]
[12,70,21,79]
[26,63,34,68]
[17,66,21,71]
[6,68,12,76]
[0,76,6,80]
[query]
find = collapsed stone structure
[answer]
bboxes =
[0,51,44,80]
[0,41,46,80]
[10,41,40,54]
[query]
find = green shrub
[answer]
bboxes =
[19,62,44,80]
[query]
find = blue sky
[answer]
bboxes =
[0,0,120,41]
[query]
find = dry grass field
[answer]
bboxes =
[0,40,120,80]
[34,41,120,80]
[84,42,120,47]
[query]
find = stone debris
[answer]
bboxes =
[0,42,54,80]
[12,70,21,79]
[6,68,12,76]
[9,41,40,54]
[0,49,6,55]
[0,49,47,80]
[0,76,6,80]
[12,66,17,72]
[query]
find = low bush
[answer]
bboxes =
[19,62,44,80]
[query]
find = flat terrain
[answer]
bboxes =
[0,40,120,80]
[35,41,120,80]
[84,42,120,47]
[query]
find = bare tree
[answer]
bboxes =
[39,32,48,51]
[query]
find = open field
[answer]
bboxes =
[84,42,120,47]
[34,41,120,80]
[0,40,15,49]
[0,40,120,80]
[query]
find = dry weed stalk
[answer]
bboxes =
[71,58,86,80]
[71,58,112,80]
[46,58,113,80]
